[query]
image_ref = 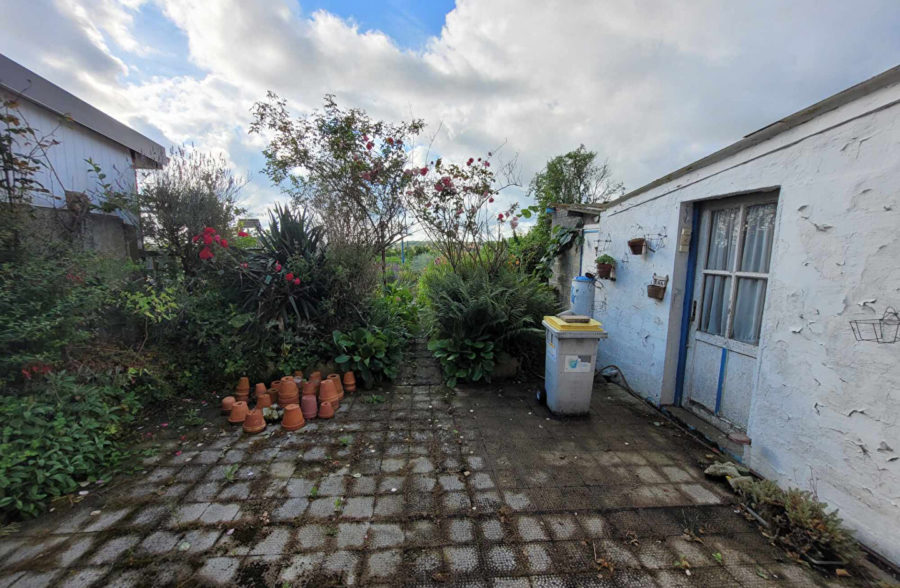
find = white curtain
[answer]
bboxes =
[732,203,776,343]
[707,208,739,270]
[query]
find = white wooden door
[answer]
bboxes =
[683,193,778,430]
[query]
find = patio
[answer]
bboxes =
[0,342,838,587]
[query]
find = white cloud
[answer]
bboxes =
[2,0,899,222]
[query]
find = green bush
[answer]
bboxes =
[428,337,495,388]
[332,327,402,388]
[0,372,141,518]
[420,258,558,385]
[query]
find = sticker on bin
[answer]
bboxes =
[564,354,593,372]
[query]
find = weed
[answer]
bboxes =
[183,408,204,426]
[224,465,239,483]
[338,436,351,447]
[308,487,319,498]
[363,394,386,404]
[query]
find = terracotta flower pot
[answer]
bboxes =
[342,371,357,394]
[228,401,249,424]
[328,374,344,401]
[595,263,613,279]
[293,370,304,379]
[628,238,646,255]
[301,394,318,419]
[221,395,236,415]
[243,408,266,434]
[302,380,319,396]
[279,377,300,406]
[257,392,273,409]
[309,371,322,382]
[282,404,305,431]
[254,382,267,399]
[270,380,282,404]
[318,400,335,419]
[319,378,340,408]
[236,377,250,394]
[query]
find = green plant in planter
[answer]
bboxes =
[595,254,616,267]
[428,337,495,388]
[332,327,402,388]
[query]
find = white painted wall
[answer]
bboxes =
[580,80,900,564]
[3,90,138,223]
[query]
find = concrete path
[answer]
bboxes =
[0,341,842,586]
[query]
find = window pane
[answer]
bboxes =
[706,208,739,270]
[701,275,731,336]
[733,278,767,344]
[740,203,777,273]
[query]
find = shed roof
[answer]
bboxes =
[0,54,166,169]
[600,64,900,211]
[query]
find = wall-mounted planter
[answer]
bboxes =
[595,264,614,279]
[628,238,646,255]
[647,274,669,301]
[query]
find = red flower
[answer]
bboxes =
[214,234,221,243]
[241,262,248,268]
[386,137,394,145]
[484,161,490,167]
[497,213,504,220]
[204,227,216,234]
[293,278,300,285]
[366,141,374,150]
[285,273,294,281]
[203,234,213,245]
[419,167,428,176]
[220,239,228,248]
[275,263,282,271]
[191,235,200,243]
[238,230,249,237]
[489,197,495,203]
[199,246,214,260]
[467,157,474,165]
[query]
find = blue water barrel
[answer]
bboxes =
[570,275,594,316]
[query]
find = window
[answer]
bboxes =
[699,201,776,344]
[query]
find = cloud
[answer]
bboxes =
[2,0,899,222]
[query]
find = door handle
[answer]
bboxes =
[690,300,697,323]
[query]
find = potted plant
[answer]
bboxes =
[628,238,646,255]
[595,254,616,279]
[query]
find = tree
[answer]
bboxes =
[249,93,424,281]
[139,147,245,273]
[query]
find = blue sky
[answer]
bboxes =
[2,1,899,220]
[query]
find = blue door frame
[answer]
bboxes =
[673,205,701,406]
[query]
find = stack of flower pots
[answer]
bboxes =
[253,383,267,401]
[235,377,250,403]
[257,393,273,409]
[327,373,344,402]
[342,371,356,394]
[319,378,340,412]
[301,380,318,419]
[279,376,300,406]
[221,396,236,415]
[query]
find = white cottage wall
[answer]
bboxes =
[580,80,900,564]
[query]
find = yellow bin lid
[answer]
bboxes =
[543,316,605,332]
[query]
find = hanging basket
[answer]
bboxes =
[647,284,666,300]
[849,307,900,344]
[595,263,613,279]
[628,238,646,255]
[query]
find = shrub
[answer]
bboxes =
[0,372,141,519]
[428,338,495,388]
[332,327,402,388]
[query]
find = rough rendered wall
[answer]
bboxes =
[580,82,900,563]
[549,211,586,307]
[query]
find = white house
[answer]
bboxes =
[556,65,900,565]
[0,53,165,256]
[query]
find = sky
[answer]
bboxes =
[2,0,899,223]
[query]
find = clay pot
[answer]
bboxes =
[342,371,357,394]
[269,380,282,403]
[257,392,273,409]
[282,403,305,431]
[318,400,335,419]
[302,380,319,396]
[228,401,249,424]
[254,382,267,399]
[236,376,250,393]
[309,371,322,382]
[319,378,340,408]
[595,263,613,279]
[243,408,266,434]
[279,377,300,406]
[221,396,236,415]
[628,238,646,255]
[301,394,318,419]
[328,374,344,401]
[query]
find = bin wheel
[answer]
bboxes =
[536,387,546,406]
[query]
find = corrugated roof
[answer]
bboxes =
[0,53,166,168]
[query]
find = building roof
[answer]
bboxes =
[549,202,606,215]
[0,54,166,169]
[601,64,900,210]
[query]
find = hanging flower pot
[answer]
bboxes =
[228,401,249,424]
[628,238,646,255]
[257,392,273,409]
[319,378,340,409]
[647,284,666,300]
[342,372,357,394]
[318,400,335,419]
[302,380,318,396]
[595,255,616,279]
[221,396,236,415]
[327,374,344,401]
[243,408,266,434]
[282,404,305,431]
[301,394,318,419]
